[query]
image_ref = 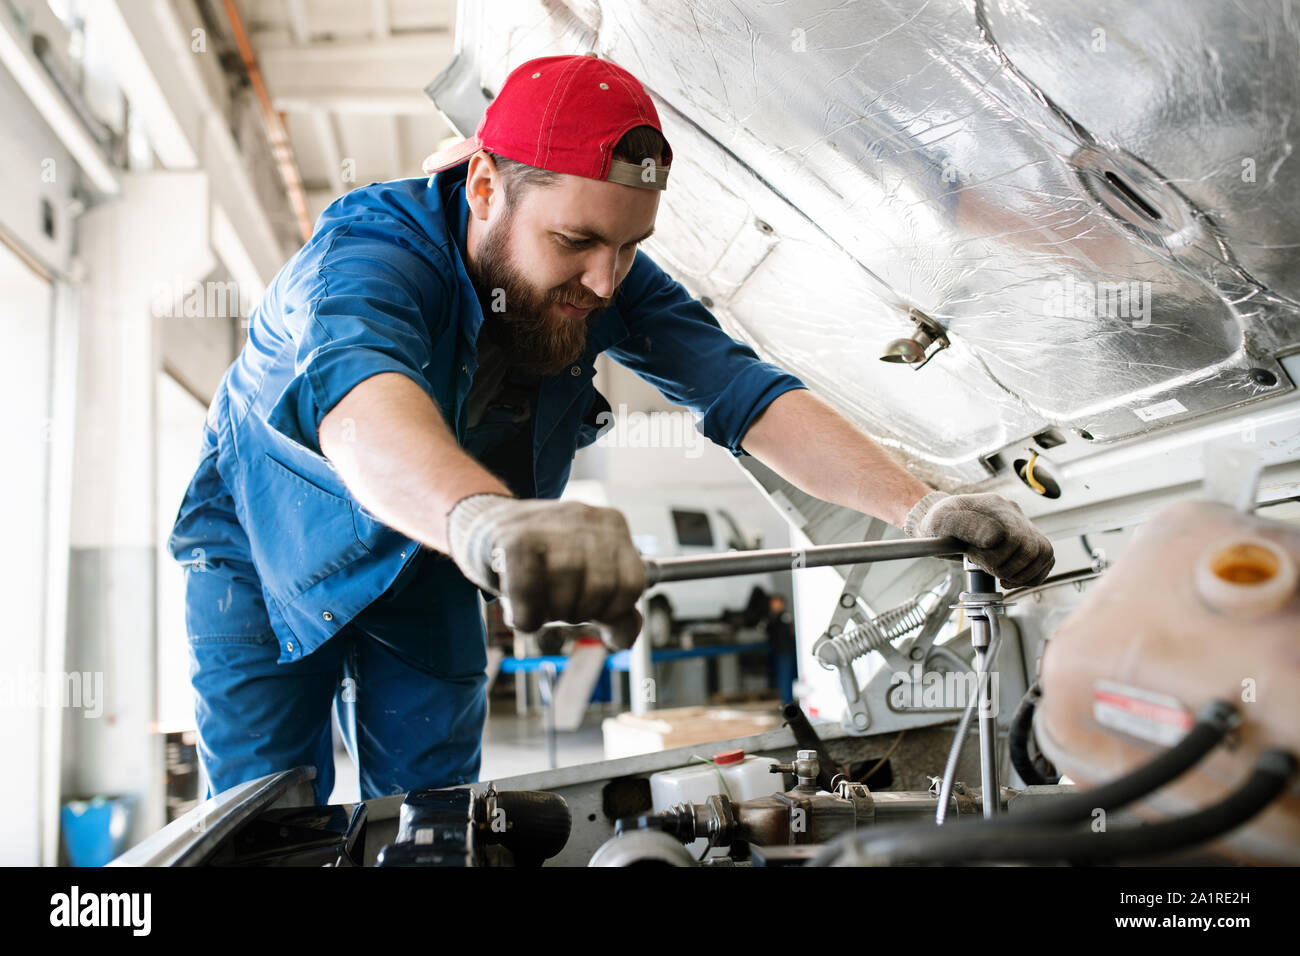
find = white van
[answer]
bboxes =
[562,481,780,646]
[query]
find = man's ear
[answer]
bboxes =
[465,151,499,220]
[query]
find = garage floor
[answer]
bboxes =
[327,708,610,804]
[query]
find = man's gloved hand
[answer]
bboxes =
[903,491,1055,588]
[447,493,647,649]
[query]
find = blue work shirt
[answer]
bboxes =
[169,162,806,669]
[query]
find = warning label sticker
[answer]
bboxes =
[1133,398,1188,422]
[1093,680,1194,746]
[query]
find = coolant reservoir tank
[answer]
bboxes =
[1194,538,1297,616]
[1036,499,1300,864]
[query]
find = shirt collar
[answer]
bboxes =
[448,178,470,264]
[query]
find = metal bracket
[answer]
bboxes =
[815,572,963,733]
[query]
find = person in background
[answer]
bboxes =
[766,594,797,705]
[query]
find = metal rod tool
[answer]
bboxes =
[643,537,964,585]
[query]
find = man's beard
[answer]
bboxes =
[467,212,610,376]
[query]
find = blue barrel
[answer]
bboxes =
[61,795,134,867]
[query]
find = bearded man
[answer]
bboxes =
[170,55,1053,802]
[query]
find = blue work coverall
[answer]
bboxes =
[169,162,806,803]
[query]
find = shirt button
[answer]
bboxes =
[286,642,294,652]
[461,364,468,373]
[322,610,334,621]
[569,365,582,377]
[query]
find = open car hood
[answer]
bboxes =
[428,0,1300,544]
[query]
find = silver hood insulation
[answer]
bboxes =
[429,0,1300,496]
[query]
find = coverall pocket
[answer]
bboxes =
[242,453,371,606]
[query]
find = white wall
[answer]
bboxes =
[0,240,54,864]
[156,372,207,733]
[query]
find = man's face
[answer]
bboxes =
[466,162,659,375]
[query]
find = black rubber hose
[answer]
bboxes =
[995,698,1239,828]
[615,807,695,842]
[813,748,1296,866]
[482,790,572,866]
[810,697,1240,865]
[1009,683,1059,786]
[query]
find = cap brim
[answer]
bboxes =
[421,136,482,175]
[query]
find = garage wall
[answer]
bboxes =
[0,240,54,865]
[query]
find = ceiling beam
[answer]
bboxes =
[271,89,436,115]
[252,32,451,65]
[283,0,311,45]
[371,0,403,183]
[313,108,345,194]
[371,0,391,39]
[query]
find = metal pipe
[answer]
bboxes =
[961,561,1002,819]
[935,622,1003,825]
[1001,566,1103,602]
[221,0,314,242]
[630,593,652,715]
[974,614,1000,817]
[936,560,1008,826]
[539,661,557,770]
[872,790,976,824]
[644,537,963,585]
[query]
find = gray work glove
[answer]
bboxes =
[447,493,647,650]
[903,491,1055,588]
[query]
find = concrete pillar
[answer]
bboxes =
[64,171,213,852]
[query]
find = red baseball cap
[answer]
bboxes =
[422,54,672,191]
